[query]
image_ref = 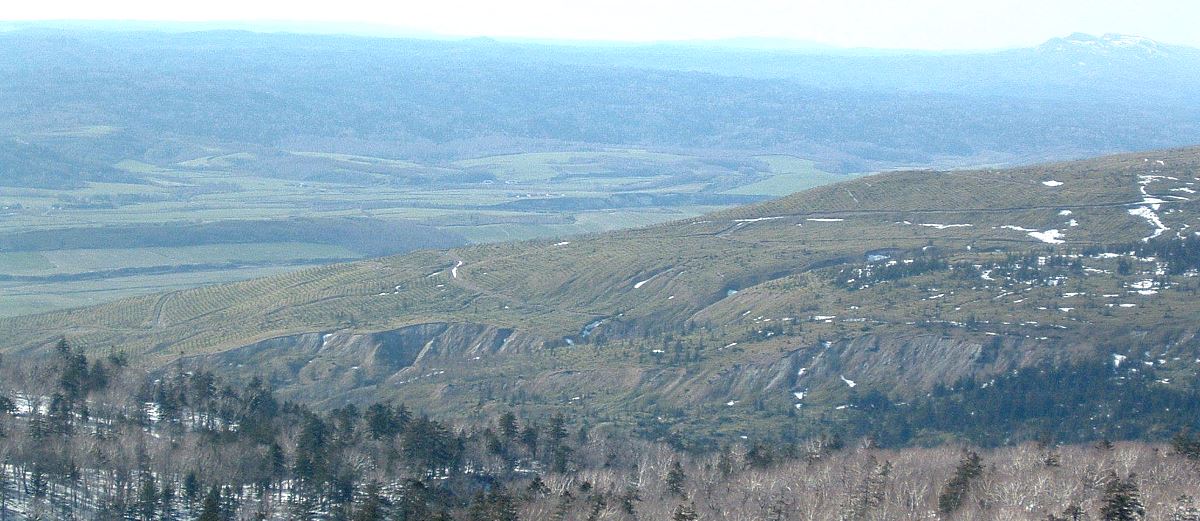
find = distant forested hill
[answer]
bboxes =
[0,29,1198,188]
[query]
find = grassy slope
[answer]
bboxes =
[2,146,1190,350]
[3,147,1199,434]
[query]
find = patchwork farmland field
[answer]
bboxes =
[0,141,843,316]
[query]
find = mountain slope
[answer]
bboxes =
[4,147,1200,441]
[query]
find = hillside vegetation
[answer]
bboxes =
[4,28,1200,315]
[3,147,1200,448]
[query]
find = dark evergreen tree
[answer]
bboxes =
[29,463,47,499]
[747,443,774,469]
[1046,504,1087,520]
[488,488,520,521]
[294,414,330,486]
[351,481,387,521]
[528,475,549,496]
[552,445,572,474]
[161,483,177,521]
[1171,431,1200,460]
[394,479,431,521]
[548,414,569,446]
[520,426,539,454]
[1100,472,1145,521]
[938,451,983,514]
[197,486,222,521]
[619,485,641,516]
[666,461,687,497]
[467,487,519,521]
[183,472,200,508]
[0,465,10,518]
[498,411,519,439]
[137,477,158,521]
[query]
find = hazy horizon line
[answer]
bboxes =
[2,19,1186,53]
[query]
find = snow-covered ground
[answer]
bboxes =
[1128,206,1168,240]
[733,216,784,224]
[1028,229,1065,244]
[633,272,662,289]
[1000,225,1037,232]
[917,223,973,230]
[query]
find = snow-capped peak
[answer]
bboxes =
[1039,33,1166,56]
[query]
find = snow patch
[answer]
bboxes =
[918,223,973,230]
[1028,229,1065,244]
[1042,180,1064,187]
[733,216,784,224]
[840,375,857,388]
[806,218,845,222]
[1128,206,1168,241]
[1001,225,1037,233]
[633,273,661,289]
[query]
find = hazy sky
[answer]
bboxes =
[5,0,1200,49]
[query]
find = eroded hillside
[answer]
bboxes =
[5,147,1200,441]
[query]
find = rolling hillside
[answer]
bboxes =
[4,147,1200,444]
[6,27,1200,316]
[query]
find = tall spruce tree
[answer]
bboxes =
[666,461,687,498]
[1100,472,1145,521]
[938,451,983,514]
[197,486,222,521]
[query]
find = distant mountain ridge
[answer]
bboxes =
[544,32,1200,102]
[0,28,1198,184]
[1038,32,1176,56]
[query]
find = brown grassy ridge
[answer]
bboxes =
[1,147,1199,421]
